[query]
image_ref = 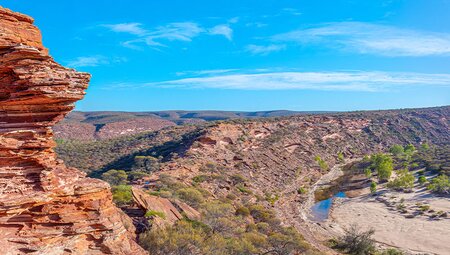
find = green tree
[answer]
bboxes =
[389,144,404,156]
[371,154,393,182]
[404,144,416,154]
[418,175,427,185]
[133,156,160,173]
[102,169,128,186]
[370,182,377,194]
[427,175,450,194]
[421,143,430,151]
[364,168,372,178]
[387,169,415,191]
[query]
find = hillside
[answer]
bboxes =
[56,106,450,254]
[54,110,330,140]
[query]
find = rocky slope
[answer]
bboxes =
[0,7,145,254]
[57,106,448,253]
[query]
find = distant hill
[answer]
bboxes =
[54,110,331,140]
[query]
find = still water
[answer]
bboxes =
[310,191,346,222]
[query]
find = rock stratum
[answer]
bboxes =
[0,7,146,255]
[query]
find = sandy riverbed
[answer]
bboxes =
[330,189,450,255]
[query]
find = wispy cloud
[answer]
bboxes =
[176,69,238,76]
[228,17,239,24]
[246,22,267,28]
[110,70,450,91]
[273,22,450,56]
[102,23,147,35]
[282,8,302,16]
[103,21,234,49]
[67,56,126,68]
[209,24,233,40]
[246,44,286,55]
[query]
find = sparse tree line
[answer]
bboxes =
[356,143,450,195]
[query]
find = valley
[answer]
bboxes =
[56,106,450,254]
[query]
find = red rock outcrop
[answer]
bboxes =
[0,7,146,254]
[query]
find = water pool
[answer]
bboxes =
[310,191,346,222]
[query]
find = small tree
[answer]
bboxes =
[421,143,430,151]
[364,168,372,178]
[334,225,376,255]
[371,154,393,182]
[418,175,427,185]
[427,175,450,194]
[404,144,416,155]
[389,144,404,156]
[102,169,128,186]
[370,182,377,194]
[387,169,414,191]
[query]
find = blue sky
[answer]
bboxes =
[3,0,450,111]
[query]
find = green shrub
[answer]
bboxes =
[230,174,246,185]
[427,175,450,194]
[338,152,345,163]
[102,169,128,186]
[133,155,160,173]
[418,204,430,212]
[192,175,207,184]
[333,225,376,255]
[421,143,430,151]
[265,193,280,205]
[418,175,427,185]
[236,184,252,194]
[380,248,404,255]
[389,144,404,156]
[297,187,307,194]
[235,206,250,217]
[370,182,377,194]
[404,144,416,154]
[315,156,329,171]
[364,168,372,178]
[145,210,166,219]
[387,169,414,191]
[176,187,205,206]
[112,185,133,206]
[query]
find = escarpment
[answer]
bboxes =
[0,7,146,255]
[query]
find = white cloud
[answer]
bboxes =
[139,71,450,91]
[246,44,286,55]
[102,23,147,35]
[228,17,239,24]
[209,24,233,41]
[103,21,234,48]
[176,69,238,76]
[67,56,126,68]
[282,8,302,16]
[246,22,267,28]
[273,22,450,56]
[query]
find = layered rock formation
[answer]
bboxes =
[0,7,146,254]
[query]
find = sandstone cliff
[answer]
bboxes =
[0,7,146,255]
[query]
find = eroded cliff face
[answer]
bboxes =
[0,7,146,255]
